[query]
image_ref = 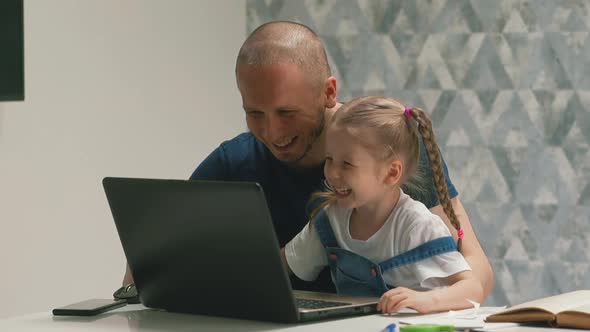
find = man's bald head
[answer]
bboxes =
[236,21,331,88]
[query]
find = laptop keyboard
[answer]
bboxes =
[295,298,351,309]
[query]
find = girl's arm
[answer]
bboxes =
[427,270,484,312]
[378,270,484,314]
[282,219,329,282]
[280,248,293,275]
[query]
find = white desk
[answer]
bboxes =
[0,305,579,332]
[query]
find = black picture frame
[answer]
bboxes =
[0,0,25,101]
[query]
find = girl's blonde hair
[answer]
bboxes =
[310,95,463,251]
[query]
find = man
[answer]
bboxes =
[122,21,494,298]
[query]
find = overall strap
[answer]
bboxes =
[314,209,340,248]
[378,236,457,271]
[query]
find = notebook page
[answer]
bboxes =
[561,303,590,315]
[504,290,590,315]
[399,307,506,330]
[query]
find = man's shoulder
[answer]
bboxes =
[413,137,459,207]
[219,132,258,150]
[191,132,276,182]
[218,132,269,161]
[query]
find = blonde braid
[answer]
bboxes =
[407,107,463,252]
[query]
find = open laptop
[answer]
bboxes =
[103,177,378,323]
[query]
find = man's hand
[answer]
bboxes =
[122,263,134,286]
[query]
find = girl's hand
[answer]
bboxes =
[377,287,434,314]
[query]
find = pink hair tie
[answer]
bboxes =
[404,107,412,119]
[457,228,464,239]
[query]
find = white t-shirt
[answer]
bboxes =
[285,189,471,290]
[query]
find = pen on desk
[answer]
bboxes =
[382,323,397,332]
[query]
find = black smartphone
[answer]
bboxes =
[52,299,127,316]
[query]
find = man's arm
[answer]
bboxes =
[430,197,494,299]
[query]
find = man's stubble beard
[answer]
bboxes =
[286,108,326,167]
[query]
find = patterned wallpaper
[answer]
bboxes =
[246,0,590,305]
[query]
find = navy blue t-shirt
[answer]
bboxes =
[190,132,458,292]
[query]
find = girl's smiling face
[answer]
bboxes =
[323,125,394,209]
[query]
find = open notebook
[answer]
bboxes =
[485,290,590,329]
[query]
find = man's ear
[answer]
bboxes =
[384,160,403,186]
[323,76,337,108]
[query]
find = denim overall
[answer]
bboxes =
[315,210,458,297]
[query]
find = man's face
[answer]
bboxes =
[237,63,326,165]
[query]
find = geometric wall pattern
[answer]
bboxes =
[247,0,590,305]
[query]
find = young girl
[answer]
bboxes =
[281,96,484,314]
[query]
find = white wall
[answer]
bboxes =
[0,0,246,318]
